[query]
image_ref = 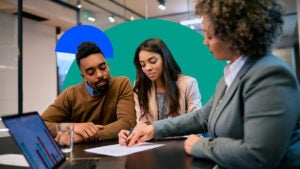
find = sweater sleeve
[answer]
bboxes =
[153,98,212,138]
[99,77,136,140]
[41,88,73,137]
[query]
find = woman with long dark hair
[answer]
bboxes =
[132,38,202,124]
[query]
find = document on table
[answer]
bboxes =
[0,154,29,167]
[85,142,165,157]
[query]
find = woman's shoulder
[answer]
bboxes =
[177,74,197,83]
[177,74,198,89]
[247,54,295,76]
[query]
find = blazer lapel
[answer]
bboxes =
[208,78,227,136]
[209,57,259,136]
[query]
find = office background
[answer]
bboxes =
[0,0,299,129]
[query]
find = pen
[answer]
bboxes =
[128,125,135,137]
[126,125,135,146]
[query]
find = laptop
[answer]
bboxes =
[1,111,99,169]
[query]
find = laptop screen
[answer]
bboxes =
[2,112,66,169]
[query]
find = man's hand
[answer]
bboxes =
[55,131,72,146]
[73,122,104,142]
[73,133,84,143]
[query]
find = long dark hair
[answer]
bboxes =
[133,38,182,117]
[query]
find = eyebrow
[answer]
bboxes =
[85,61,107,72]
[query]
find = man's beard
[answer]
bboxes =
[95,79,109,92]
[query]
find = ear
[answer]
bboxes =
[80,73,86,81]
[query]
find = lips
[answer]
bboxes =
[147,73,155,78]
[96,80,107,86]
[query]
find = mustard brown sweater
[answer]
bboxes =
[41,76,136,140]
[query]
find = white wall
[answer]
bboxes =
[0,13,58,137]
[23,17,57,114]
[0,12,18,116]
[0,13,58,116]
[0,0,77,137]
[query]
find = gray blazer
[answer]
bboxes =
[153,53,300,169]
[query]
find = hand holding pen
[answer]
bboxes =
[126,125,135,146]
[118,123,155,147]
[117,125,135,146]
[125,124,156,147]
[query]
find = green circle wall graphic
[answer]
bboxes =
[62,19,225,104]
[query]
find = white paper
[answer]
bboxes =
[85,142,164,157]
[0,154,30,167]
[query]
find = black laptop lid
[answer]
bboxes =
[2,112,66,169]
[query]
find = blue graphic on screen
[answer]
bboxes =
[4,114,64,169]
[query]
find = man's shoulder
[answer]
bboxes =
[61,82,85,94]
[109,76,132,89]
[108,76,133,96]
[65,82,84,89]
[110,76,131,83]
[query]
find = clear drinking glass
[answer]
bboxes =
[56,123,74,153]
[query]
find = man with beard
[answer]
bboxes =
[41,42,136,143]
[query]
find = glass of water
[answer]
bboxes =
[56,123,74,153]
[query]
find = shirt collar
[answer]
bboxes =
[224,55,247,88]
[85,82,100,96]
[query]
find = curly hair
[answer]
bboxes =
[76,42,104,68]
[195,0,284,57]
[133,38,182,117]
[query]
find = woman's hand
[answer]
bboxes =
[118,129,130,146]
[184,134,201,155]
[126,124,155,147]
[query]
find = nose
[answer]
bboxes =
[144,64,152,71]
[95,69,103,79]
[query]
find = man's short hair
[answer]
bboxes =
[76,42,104,67]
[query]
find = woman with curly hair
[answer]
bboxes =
[120,0,300,168]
